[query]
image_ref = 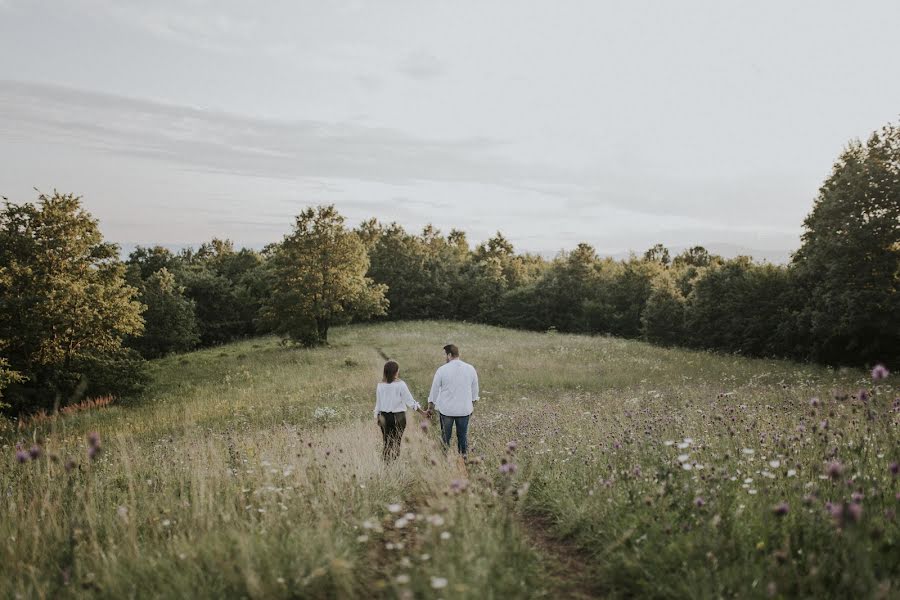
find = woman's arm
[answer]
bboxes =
[402,382,424,413]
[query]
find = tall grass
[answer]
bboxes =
[2,321,896,598]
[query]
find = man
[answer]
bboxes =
[427,343,479,458]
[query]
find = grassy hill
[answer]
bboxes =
[2,321,897,598]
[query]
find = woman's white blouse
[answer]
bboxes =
[374,381,421,417]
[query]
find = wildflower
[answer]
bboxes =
[28,445,42,460]
[858,389,869,402]
[694,497,705,507]
[847,503,863,523]
[664,440,675,447]
[87,432,101,448]
[427,515,446,527]
[787,469,797,477]
[64,458,76,472]
[419,421,429,432]
[356,535,369,543]
[161,519,172,527]
[430,577,448,589]
[826,461,843,479]
[499,460,517,475]
[88,445,101,460]
[15,450,29,464]
[768,460,781,469]
[394,517,409,529]
[449,479,468,493]
[851,492,864,504]
[890,462,898,477]
[440,531,451,540]
[809,397,820,407]
[742,448,755,456]
[396,574,410,585]
[506,440,518,453]
[871,364,890,381]
[387,503,403,514]
[772,502,789,516]
[677,454,690,463]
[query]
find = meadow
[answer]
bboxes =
[1,321,897,599]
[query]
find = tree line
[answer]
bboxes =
[1,123,897,414]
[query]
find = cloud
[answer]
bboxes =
[0,80,527,187]
[0,80,807,254]
[398,50,446,80]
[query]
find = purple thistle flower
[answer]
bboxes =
[858,389,869,402]
[499,462,518,475]
[15,450,29,464]
[64,458,76,473]
[871,364,890,381]
[772,502,789,516]
[889,462,898,477]
[88,445,101,460]
[847,502,863,523]
[28,445,42,460]
[694,497,705,508]
[506,440,518,453]
[809,397,820,407]
[449,479,468,493]
[826,461,843,479]
[851,491,864,503]
[87,432,101,448]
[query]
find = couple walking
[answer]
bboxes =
[373,344,479,461]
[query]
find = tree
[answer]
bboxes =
[0,192,146,411]
[643,243,671,266]
[125,245,178,285]
[265,205,387,345]
[128,268,200,358]
[673,246,713,268]
[176,240,269,345]
[685,258,796,357]
[640,274,686,345]
[792,123,900,365]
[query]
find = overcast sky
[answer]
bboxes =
[1,1,899,259]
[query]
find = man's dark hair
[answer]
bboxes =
[443,344,459,358]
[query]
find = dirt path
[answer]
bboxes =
[519,512,605,599]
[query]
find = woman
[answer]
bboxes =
[374,360,424,461]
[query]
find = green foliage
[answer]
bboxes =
[643,243,671,266]
[0,354,24,411]
[685,258,798,356]
[128,268,200,358]
[792,123,900,365]
[0,192,145,412]
[178,239,269,345]
[265,205,387,345]
[640,273,686,345]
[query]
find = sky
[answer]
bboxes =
[1,1,899,261]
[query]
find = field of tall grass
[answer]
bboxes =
[2,321,897,598]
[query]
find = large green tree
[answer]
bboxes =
[0,192,146,411]
[128,268,200,358]
[265,205,387,345]
[792,123,900,365]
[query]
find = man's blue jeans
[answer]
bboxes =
[439,413,470,456]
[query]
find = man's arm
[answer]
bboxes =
[471,368,480,404]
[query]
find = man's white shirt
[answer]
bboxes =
[428,359,479,417]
